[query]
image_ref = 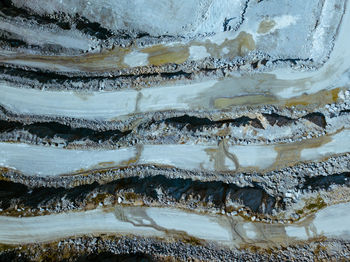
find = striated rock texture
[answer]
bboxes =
[1,0,350,261]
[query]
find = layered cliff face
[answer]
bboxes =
[1,0,350,261]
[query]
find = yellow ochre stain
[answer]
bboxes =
[296,195,327,221]
[201,31,256,58]
[272,135,332,169]
[1,31,256,70]
[257,19,276,34]
[2,46,132,72]
[205,139,239,171]
[98,161,116,167]
[213,87,341,110]
[284,88,340,107]
[120,144,143,166]
[214,94,277,109]
[141,45,190,66]
[216,126,231,137]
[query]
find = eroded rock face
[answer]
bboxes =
[1,0,350,261]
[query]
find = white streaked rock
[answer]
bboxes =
[1,203,350,246]
[0,2,349,121]
[1,129,350,176]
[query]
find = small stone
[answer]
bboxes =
[285,192,293,198]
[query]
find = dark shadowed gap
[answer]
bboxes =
[0,175,278,214]
[302,112,327,128]
[0,120,131,143]
[162,114,264,131]
[0,66,192,85]
[262,113,295,127]
[301,172,350,191]
[0,0,113,40]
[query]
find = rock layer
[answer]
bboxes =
[1,0,350,261]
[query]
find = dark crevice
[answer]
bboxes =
[0,251,30,262]
[251,60,259,69]
[223,17,236,32]
[0,175,278,215]
[164,115,214,126]
[222,0,251,32]
[71,252,155,262]
[0,1,183,42]
[0,0,113,40]
[135,31,151,39]
[0,250,155,262]
[271,58,314,65]
[301,173,350,191]
[162,114,264,131]
[238,0,251,30]
[72,14,113,40]
[0,66,193,86]
[260,58,268,65]
[340,109,350,116]
[0,120,131,143]
[263,113,295,127]
[263,112,327,129]
[0,111,326,143]
[302,112,327,128]
[159,70,192,78]
[0,35,27,48]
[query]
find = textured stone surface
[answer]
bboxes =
[0,0,350,260]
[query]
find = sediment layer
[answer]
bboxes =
[1,0,350,260]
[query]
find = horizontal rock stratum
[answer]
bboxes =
[1,0,350,261]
